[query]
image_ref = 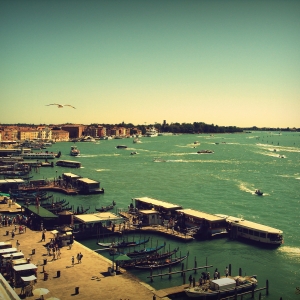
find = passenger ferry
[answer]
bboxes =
[56,160,81,168]
[220,215,283,246]
[144,127,158,137]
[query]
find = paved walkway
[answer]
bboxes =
[0,224,163,300]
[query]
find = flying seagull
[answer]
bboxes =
[46,104,76,109]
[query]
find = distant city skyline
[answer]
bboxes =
[1,1,299,128]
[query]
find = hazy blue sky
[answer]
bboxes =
[1,0,299,127]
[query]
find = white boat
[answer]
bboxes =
[185,276,258,298]
[223,215,283,246]
[21,152,57,159]
[133,138,141,143]
[81,136,96,142]
[70,145,80,156]
[144,127,158,137]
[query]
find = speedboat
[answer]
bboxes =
[255,189,263,196]
[70,145,80,156]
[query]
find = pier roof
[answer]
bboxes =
[74,212,123,224]
[176,209,226,222]
[22,205,58,219]
[133,197,182,210]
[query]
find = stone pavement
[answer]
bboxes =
[0,224,164,300]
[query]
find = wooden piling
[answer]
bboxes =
[239,267,242,276]
[194,257,197,274]
[266,279,269,295]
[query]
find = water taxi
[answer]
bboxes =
[70,145,80,156]
[222,215,283,246]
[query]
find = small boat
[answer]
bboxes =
[133,138,141,144]
[135,254,188,269]
[255,189,263,196]
[118,248,179,269]
[197,150,214,154]
[116,145,127,149]
[95,201,116,212]
[70,145,80,156]
[184,275,258,299]
[98,237,149,249]
[130,151,137,155]
[110,243,166,257]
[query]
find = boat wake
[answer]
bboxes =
[278,246,300,259]
[96,169,110,172]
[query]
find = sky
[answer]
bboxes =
[1,0,299,128]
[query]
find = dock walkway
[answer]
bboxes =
[0,224,161,300]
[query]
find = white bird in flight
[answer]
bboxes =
[46,103,76,109]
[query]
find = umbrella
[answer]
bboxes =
[33,288,50,297]
[112,254,131,272]
[114,254,131,261]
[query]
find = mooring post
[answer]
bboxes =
[259,292,262,300]
[183,272,186,285]
[150,268,153,282]
[266,279,269,295]
[169,266,172,279]
[181,263,184,277]
[234,287,237,300]
[229,264,232,276]
[239,267,242,276]
[251,283,255,298]
[192,277,196,287]
[194,257,197,274]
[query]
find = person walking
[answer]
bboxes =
[225,266,229,277]
[79,252,83,263]
[189,274,193,287]
[16,240,20,250]
[71,256,74,266]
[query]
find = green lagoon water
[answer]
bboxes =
[26,132,300,299]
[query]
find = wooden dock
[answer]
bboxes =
[18,184,78,195]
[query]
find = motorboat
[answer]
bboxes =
[197,150,214,154]
[116,145,127,149]
[255,189,263,196]
[70,145,80,156]
[185,275,258,298]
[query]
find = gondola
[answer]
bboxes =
[118,247,179,269]
[109,243,166,257]
[98,237,149,249]
[95,201,116,212]
[134,254,188,269]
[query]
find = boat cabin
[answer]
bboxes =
[225,216,283,245]
[176,209,228,239]
[76,178,104,194]
[133,197,182,219]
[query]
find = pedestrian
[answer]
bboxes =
[214,268,218,280]
[189,274,193,287]
[11,230,15,239]
[77,253,80,264]
[16,240,20,250]
[71,256,74,266]
[225,266,229,277]
[199,276,203,286]
[79,252,83,263]
[57,248,61,259]
[41,231,45,242]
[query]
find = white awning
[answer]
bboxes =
[21,275,37,281]
[51,230,59,234]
